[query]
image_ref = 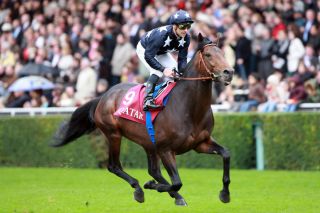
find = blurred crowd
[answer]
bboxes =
[0,0,319,112]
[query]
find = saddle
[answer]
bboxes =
[114,81,176,124]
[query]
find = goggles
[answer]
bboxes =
[178,23,192,30]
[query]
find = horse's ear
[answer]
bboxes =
[198,33,204,42]
[214,32,222,47]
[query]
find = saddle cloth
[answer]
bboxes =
[114,81,176,124]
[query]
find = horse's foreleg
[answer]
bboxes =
[194,137,231,203]
[106,133,144,203]
[145,152,187,206]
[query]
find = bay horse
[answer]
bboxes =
[53,33,234,206]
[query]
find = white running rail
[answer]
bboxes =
[1,103,320,117]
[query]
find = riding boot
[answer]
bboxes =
[143,74,163,111]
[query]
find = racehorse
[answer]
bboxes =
[52,33,234,206]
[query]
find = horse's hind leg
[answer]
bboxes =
[103,130,144,203]
[195,136,230,203]
[144,151,187,206]
[152,151,183,193]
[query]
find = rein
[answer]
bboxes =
[173,75,213,81]
[173,43,221,81]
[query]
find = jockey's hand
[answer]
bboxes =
[163,68,174,77]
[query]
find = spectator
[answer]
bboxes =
[110,32,135,87]
[222,27,236,69]
[293,9,305,28]
[24,89,49,108]
[255,26,274,81]
[287,24,305,75]
[239,73,266,112]
[70,23,82,53]
[121,61,138,83]
[307,24,320,52]
[128,12,144,48]
[140,5,162,32]
[217,84,238,111]
[1,65,16,89]
[294,60,314,84]
[75,58,97,105]
[272,29,290,74]
[77,39,90,58]
[303,44,319,73]
[59,85,76,107]
[304,72,320,103]
[233,23,252,80]
[280,0,294,25]
[276,80,290,112]
[5,91,30,108]
[302,9,316,44]
[51,84,64,107]
[271,13,286,39]
[57,45,74,79]
[0,40,15,67]
[284,76,307,112]
[259,71,282,113]
[96,78,109,97]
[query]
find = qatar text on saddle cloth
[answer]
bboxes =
[114,82,176,124]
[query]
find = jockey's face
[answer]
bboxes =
[174,23,191,38]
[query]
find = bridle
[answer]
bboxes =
[173,43,222,81]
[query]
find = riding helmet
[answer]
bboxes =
[170,10,194,25]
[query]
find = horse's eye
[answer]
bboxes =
[205,53,211,57]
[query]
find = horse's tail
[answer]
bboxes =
[51,97,100,147]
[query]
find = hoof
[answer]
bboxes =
[134,188,145,203]
[144,180,156,189]
[219,190,230,203]
[175,198,187,206]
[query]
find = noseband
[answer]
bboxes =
[173,43,221,81]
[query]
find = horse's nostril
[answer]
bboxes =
[223,69,234,76]
[223,70,230,75]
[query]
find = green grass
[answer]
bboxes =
[0,168,319,213]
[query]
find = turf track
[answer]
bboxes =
[0,168,319,213]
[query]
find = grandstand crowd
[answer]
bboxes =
[0,0,319,112]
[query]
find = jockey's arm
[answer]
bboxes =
[177,45,188,73]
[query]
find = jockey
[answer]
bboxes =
[136,9,193,111]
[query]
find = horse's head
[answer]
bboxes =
[196,33,234,85]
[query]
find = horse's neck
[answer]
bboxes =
[172,60,213,118]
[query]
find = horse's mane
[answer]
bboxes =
[180,36,214,75]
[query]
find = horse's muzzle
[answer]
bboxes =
[222,69,234,85]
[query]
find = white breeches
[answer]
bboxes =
[136,41,177,78]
